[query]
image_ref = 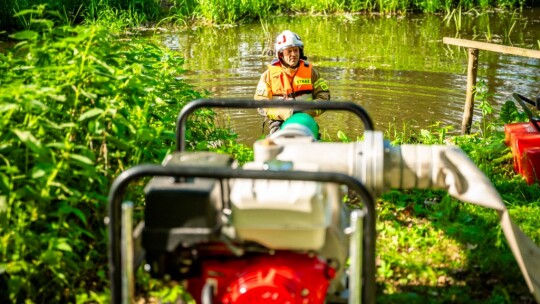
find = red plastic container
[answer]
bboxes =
[511,133,540,175]
[521,147,540,185]
[504,122,537,146]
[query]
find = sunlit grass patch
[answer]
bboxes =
[377,193,466,290]
[375,188,533,302]
[508,203,540,244]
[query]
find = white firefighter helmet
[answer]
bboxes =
[274,30,307,61]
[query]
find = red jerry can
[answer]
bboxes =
[504,122,537,146]
[511,133,540,175]
[521,147,540,185]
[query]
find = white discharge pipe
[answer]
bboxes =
[255,130,540,303]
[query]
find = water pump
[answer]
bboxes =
[107,99,540,304]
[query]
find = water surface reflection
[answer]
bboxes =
[164,10,540,145]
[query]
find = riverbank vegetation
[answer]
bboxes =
[376,92,540,302]
[1,0,538,32]
[0,9,250,302]
[1,2,539,304]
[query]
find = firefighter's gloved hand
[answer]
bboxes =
[265,108,293,120]
[269,120,283,134]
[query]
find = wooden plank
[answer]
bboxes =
[443,37,540,59]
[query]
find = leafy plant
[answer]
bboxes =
[500,99,527,124]
[0,8,247,302]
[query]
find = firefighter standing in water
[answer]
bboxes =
[254,30,330,134]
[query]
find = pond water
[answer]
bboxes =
[162,8,540,145]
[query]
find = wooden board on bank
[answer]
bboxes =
[443,37,540,59]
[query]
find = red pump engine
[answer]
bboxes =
[186,251,336,304]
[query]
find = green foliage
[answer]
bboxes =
[197,0,276,24]
[474,79,498,137]
[377,103,539,302]
[500,99,528,124]
[133,268,196,304]
[83,0,148,30]
[384,119,453,145]
[1,0,86,30]
[0,8,251,302]
[0,0,535,31]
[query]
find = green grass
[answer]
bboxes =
[375,88,540,302]
[376,186,537,302]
